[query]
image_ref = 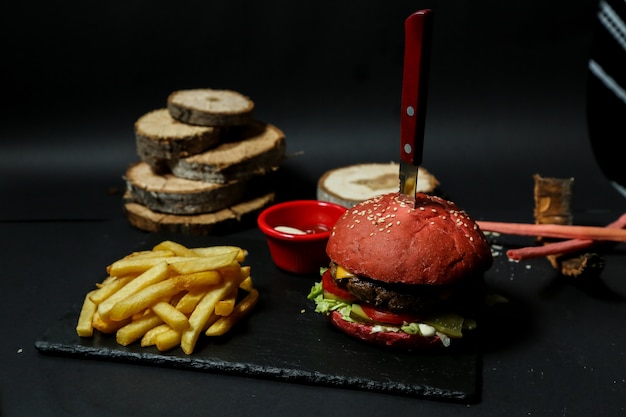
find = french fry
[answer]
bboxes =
[116,313,163,346]
[192,245,245,261]
[155,328,182,352]
[76,290,98,337]
[124,249,176,259]
[223,264,249,280]
[141,323,171,347]
[96,275,117,288]
[131,308,152,321]
[215,292,237,316]
[168,251,240,275]
[107,256,189,276]
[205,289,259,337]
[153,240,200,258]
[239,276,255,292]
[152,301,190,331]
[203,312,220,331]
[175,288,208,314]
[108,270,222,321]
[89,275,135,305]
[181,268,249,354]
[169,290,186,306]
[92,311,130,334]
[97,261,170,319]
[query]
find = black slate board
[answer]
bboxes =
[35,234,480,402]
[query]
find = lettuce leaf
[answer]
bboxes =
[307,281,353,320]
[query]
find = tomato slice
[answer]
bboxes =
[359,303,421,325]
[321,270,357,302]
[321,270,421,325]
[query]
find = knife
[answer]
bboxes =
[399,9,433,204]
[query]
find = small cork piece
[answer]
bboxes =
[533,174,574,226]
[559,253,606,278]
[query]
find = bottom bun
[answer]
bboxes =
[329,310,443,350]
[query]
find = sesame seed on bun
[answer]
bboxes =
[326,192,493,286]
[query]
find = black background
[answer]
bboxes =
[3,1,626,416]
[3,0,618,222]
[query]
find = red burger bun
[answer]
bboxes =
[329,310,442,350]
[326,192,493,286]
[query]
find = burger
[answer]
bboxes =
[307,192,493,349]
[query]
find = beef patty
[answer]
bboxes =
[330,263,482,314]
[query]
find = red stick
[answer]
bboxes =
[507,240,593,261]
[500,213,626,261]
[476,220,626,243]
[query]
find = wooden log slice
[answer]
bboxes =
[317,162,439,208]
[123,192,275,235]
[124,161,273,215]
[167,89,254,127]
[167,121,286,184]
[135,108,221,170]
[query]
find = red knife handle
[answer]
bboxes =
[400,9,433,166]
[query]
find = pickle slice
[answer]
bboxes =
[422,313,466,338]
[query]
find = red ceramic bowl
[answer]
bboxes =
[257,200,347,274]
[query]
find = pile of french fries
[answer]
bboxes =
[76,240,259,354]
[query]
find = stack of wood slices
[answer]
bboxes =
[124,88,286,235]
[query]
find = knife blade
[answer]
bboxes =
[399,9,433,204]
